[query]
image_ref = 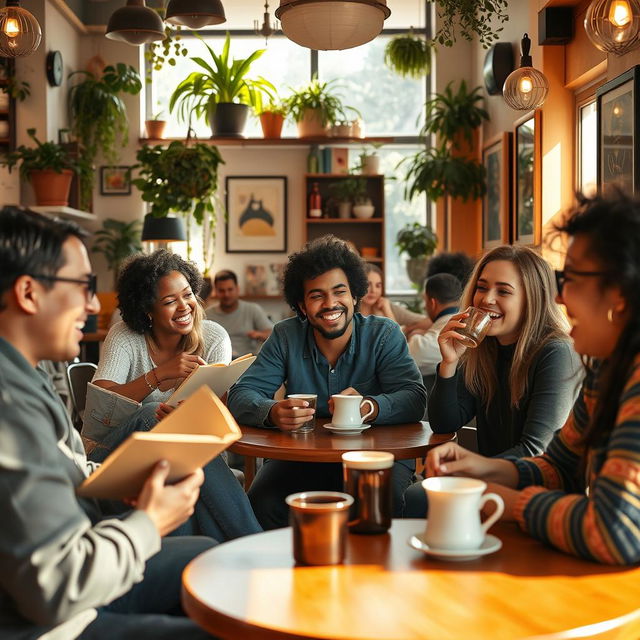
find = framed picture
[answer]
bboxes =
[597,65,640,194]
[100,166,131,195]
[225,176,287,253]
[245,265,268,295]
[482,132,511,248]
[513,111,542,245]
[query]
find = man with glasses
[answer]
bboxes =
[0,207,215,639]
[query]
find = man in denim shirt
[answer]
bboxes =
[228,236,427,529]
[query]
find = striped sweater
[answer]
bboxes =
[512,356,640,565]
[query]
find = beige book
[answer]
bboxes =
[167,353,256,407]
[77,386,241,499]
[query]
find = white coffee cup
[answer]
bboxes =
[331,394,375,427]
[422,477,504,550]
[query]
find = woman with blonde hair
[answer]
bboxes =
[403,245,580,515]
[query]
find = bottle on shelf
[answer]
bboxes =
[309,182,322,218]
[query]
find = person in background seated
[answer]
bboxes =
[408,273,462,377]
[199,274,215,309]
[403,245,580,516]
[359,263,424,327]
[84,250,261,542]
[426,191,640,565]
[0,206,215,639]
[228,235,427,529]
[206,269,273,359]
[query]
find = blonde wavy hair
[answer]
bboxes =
[460,245,570,408]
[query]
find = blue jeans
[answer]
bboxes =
[79,536,217,639]
[89,404,262,541]
[402,480,428,517]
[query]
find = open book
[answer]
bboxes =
[167,353,256,407]
[77,385,241,500]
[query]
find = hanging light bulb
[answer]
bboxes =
[165,0,226,28]
[0,0,42,57]
[585,0,640,55]
[503,33,549,111]
[106,0,165,46]
[254,0,277,44]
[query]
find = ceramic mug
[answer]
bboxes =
[331,394,375,427]
[422,477,504,550]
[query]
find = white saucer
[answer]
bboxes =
[408,531,502,561]
[323,423,372,435]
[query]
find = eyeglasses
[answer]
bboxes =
[29,273,97,302]
[554,269,607,296]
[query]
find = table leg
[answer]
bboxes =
[244,455,256,491]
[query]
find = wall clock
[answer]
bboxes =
[46,50,63,87]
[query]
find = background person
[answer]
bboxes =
[426,192,640,565]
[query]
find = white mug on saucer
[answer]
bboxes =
[331,394,374,427]
[421,477,504,550]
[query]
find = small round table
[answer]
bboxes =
[230,421,453,489]
[182,519,640,640]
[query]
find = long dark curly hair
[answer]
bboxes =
[283,235,369,319]
[117,249,205,355]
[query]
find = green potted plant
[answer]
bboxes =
[255,99,288,139]
[358,142,384,175]
[395,222,438,285]
[68,62,142,210]
[285,78,350,138]
[0,128,80,206]
[145,111,167,140]
[169,33,276,138]
[384,31,433,78]
[92,218,142,288]
[329,178,360,219]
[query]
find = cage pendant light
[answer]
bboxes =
[503,33,549,111]
[585,0,640,55]
[165,0,226,28]
[106,0,165,46]
[0,0,42,57]
[275,0,391,51]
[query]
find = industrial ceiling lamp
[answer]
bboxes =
[255,0,277,44]
[275,0,390,51]
[503,33,549,111]
[0,0,42,57]
[585,0,640,55]
[165,0,226,28]
[106,0,165,46]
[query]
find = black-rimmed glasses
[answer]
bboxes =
[554,269,607,296]
[29,273,97,302]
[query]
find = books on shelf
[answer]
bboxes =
[77,386,241,499]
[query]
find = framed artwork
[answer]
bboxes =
[100,166,131,195]
[513,111,542,246]
[597,66,640,194]
[245,265,268,295]
[482,132,511,248]
[225,176,287,253]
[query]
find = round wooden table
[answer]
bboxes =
[182,520,640,640]
[230,421,453,489]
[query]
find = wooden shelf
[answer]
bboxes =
[140,136,394,147]
[306,218,383,223]
[306,173,384,178]
[31,206,97,222]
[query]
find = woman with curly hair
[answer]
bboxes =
[84,249,261,541]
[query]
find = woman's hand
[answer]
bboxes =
[437,311,471,371]
[155,402,175,422]
[155,353,206,388]
[425,442,495,479]
[375,296,395,319]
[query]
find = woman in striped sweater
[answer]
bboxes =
[426,191,640,565]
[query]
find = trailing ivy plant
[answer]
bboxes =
[144,14,188,82]
[430,0,509,49]
[384,32,433,78]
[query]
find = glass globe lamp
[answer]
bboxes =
[585,0,640,55]
[503,33,549,111]
[0,0,42,58]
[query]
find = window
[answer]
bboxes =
[578,99,597,196]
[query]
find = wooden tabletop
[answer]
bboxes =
[182,519,640,640]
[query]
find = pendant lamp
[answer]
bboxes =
[275,0,390,51]
[503,34,549,111]
[106,0,165,46]
[585,0,640,55]
[0,0,41,57]
[165,0,226,28]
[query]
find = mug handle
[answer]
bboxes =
[360,398,375,423]
[479,492,504,535]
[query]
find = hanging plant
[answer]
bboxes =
[430,0,509,49]
[144,15,189,82]
[384,32,432,78]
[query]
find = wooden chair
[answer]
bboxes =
[66,362,97,431]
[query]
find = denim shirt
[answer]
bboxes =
[228,313,427,427]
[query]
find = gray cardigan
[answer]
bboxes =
[0,338,159,639]
[428,339,581,457]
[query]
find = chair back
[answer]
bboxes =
[66,362,97,429]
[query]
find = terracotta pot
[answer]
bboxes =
[362,154,380,175]
[29,169,74,206]
[297,108,328,138]
[260,112,285,138]
[145,119,167,139]
[361,246,379,258]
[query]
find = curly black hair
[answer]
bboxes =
[117,249,203,334]
[283,235,368,319]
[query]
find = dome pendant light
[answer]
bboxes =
[165,0,226,28]
[585,0,640,55]
[0,0,42,57]
[503,33,549,111]
[106,0,165,46]
[275,0,391,51]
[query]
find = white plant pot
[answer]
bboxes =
[362,155,380,175]
[352,202,375,219]
[338,201,352,219]
[331,123,352,138]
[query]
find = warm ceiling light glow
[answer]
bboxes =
[609,0,631,26]
[0,1,42,57]
[519,75,533,94]
[503,33,549,111]
[585,0,640,55]
[3,17,19,37]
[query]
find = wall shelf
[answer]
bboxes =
[306,218,383,223]
[31,206,98,222]
[139,136,394,147]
